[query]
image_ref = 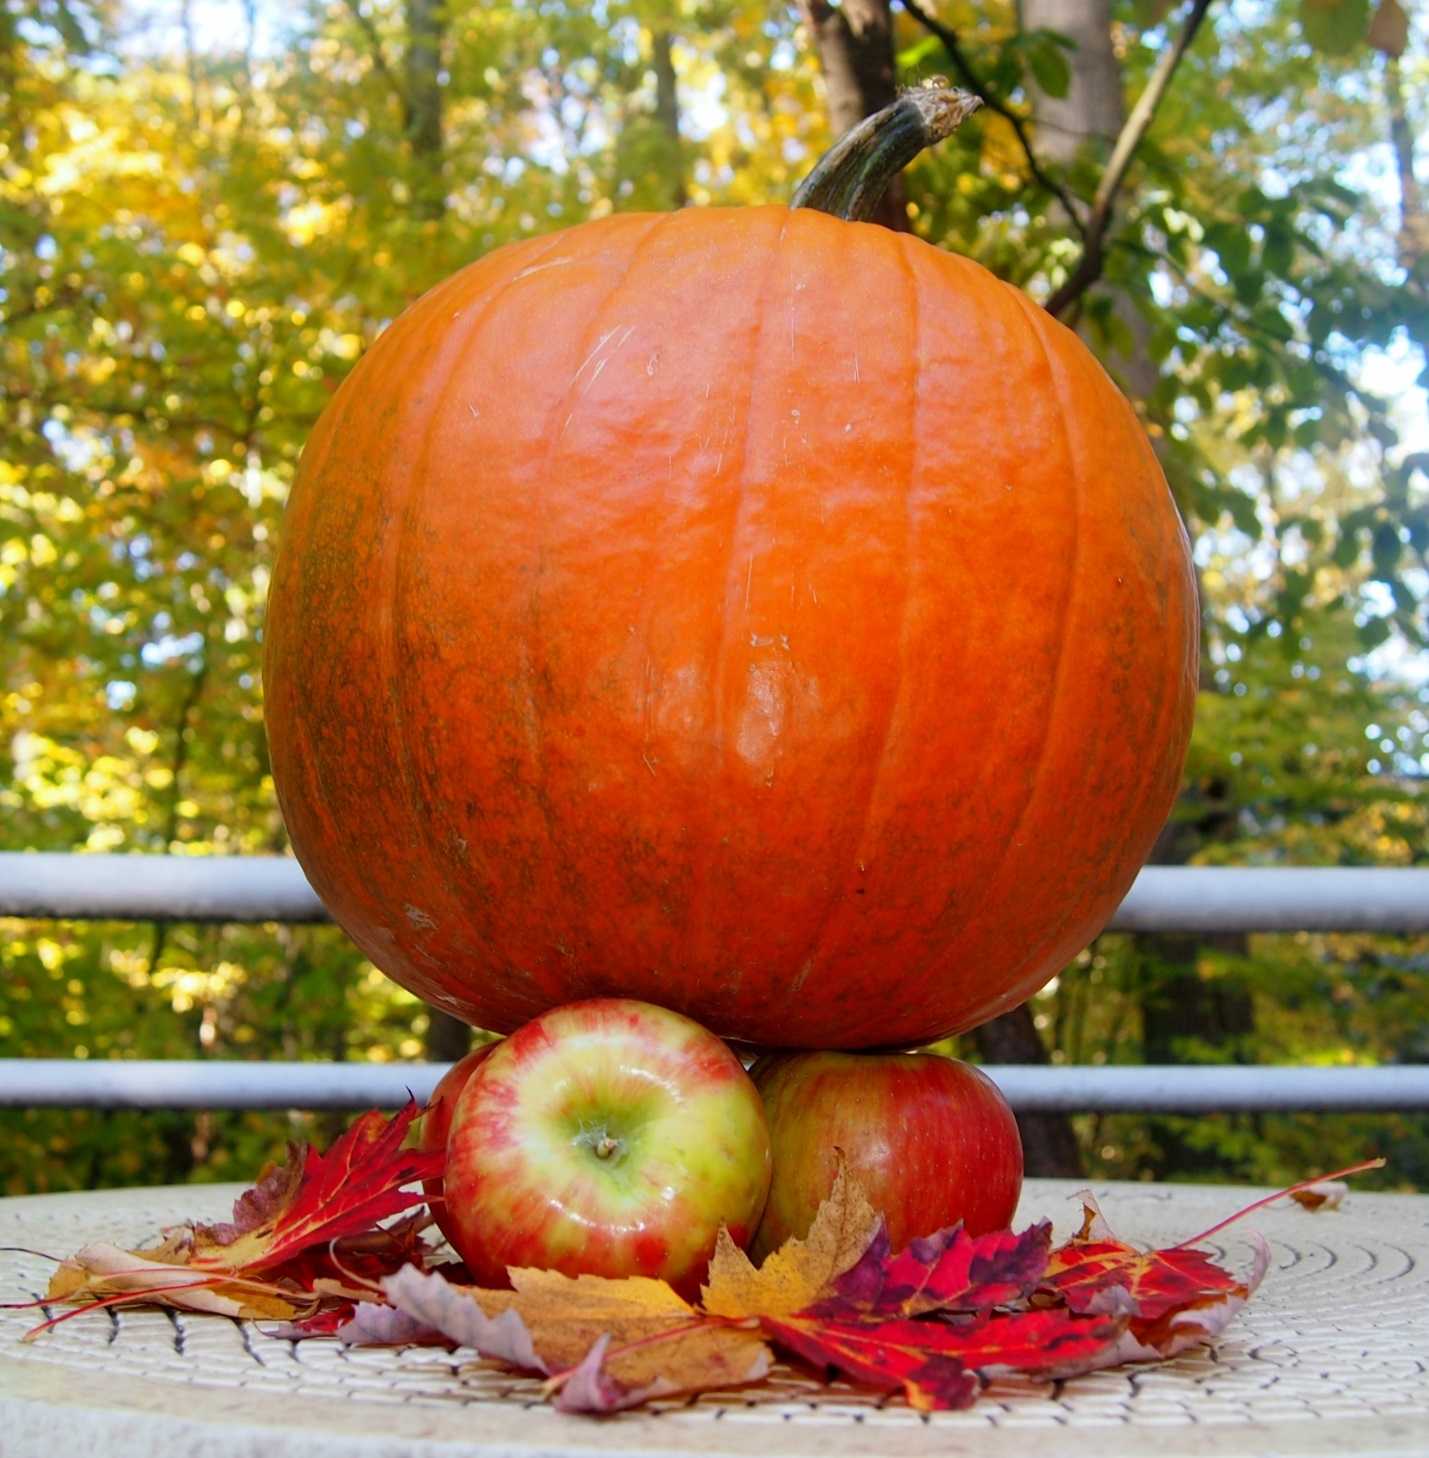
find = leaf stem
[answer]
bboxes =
[1172,1156,1387,1250]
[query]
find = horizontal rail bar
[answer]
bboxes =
[2,1060,1426,1113]
[0,854,328,924]
[2,854,1428,932]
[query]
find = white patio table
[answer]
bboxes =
[2,1177,1425,1458]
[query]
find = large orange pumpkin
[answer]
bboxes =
[264,88,1197,1050]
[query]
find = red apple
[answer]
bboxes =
[444,998,771,1293]
[751,1050,1022,1259]
[420,1041,499,1251]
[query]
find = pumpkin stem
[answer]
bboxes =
[791,80,982,224]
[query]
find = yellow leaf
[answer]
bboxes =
[477,1268,770,1395]
[701,1159,880,1319]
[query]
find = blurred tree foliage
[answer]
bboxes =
[1,0,1425,1193]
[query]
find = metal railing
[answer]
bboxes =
[3,854,1427,1114]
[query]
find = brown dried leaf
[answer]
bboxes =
[1368,0,1409,56]
[381,1265,548,1371]
[43,1243,299,1324]
[377,1262,770,1401]
[1288,1180,1348,1212]
[549,1333,680,1414]
[702,1158,880,1319]
[505,1266,770,1395]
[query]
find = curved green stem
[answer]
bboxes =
[792,80,981,224]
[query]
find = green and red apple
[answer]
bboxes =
[442,998,771,1293]
[420,1041,499,1252]
[751,1050,1022,1258]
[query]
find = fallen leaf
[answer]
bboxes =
[549,1333,680,1414]
[40,1242,300,1329]
[762,1311,980,1410]
[702,1157,880,1318]
[36,1103,443,1333]
[817,1219,1053,1319]
[762,1305,1126,1412]
[376,1262,771,1402]
[190,1103,441,1274]
[381,1265,548,1371]
[1288,1180,1347,1212]
[1041,1194,1244,1320]
[333,1300,446,1345]
[1103,1235,1272,1364]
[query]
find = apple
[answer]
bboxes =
[751,1050,1022,1259]
[420,1041,499,1252]
[444,998,771,1293]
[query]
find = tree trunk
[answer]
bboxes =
[425,1003,474,1064]
[971,1012,1085,1178]
[1138,811,1253,1178]
[1021,0,1121,164]
[652,31,686,209]
[404,0,445,221]
[797,0,908,232]
[1023,0,1157,402]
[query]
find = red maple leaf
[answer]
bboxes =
[191,1102,443,1276]
[815,1219,1053,1319]
[762,1306,1125,1411]
[1041,1158,1383,1327]
[1041,1198,1243,1320]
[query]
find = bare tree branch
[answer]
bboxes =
[1045,0,1215,318]
[898,0,1086,237]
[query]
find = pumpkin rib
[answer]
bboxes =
[384,233,576,1014]
[785,219,923,1008]
[272,263,483,1007]
[516,212,674,1002]
[898,280,1085,1015]
[632,207,785,989]
[370,263,538,1013]
[936,305,1191,1035]
[690,208,792,1002]
[1091,380,1196,884]
[952,293,1089,1028]
[989,377,1190,1029]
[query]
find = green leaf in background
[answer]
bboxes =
[896,35,943,73]
[1129,0,1175,26]
[1026,34,1073,99]
[1299,0,1371,54]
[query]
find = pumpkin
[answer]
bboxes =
[264,86,1197,1050]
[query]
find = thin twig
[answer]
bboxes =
[1045,0,1216,318]
[897,0,1086,237]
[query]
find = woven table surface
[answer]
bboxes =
[2,1177,1425,1457]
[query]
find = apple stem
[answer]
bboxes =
[595,1136,619,1160]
